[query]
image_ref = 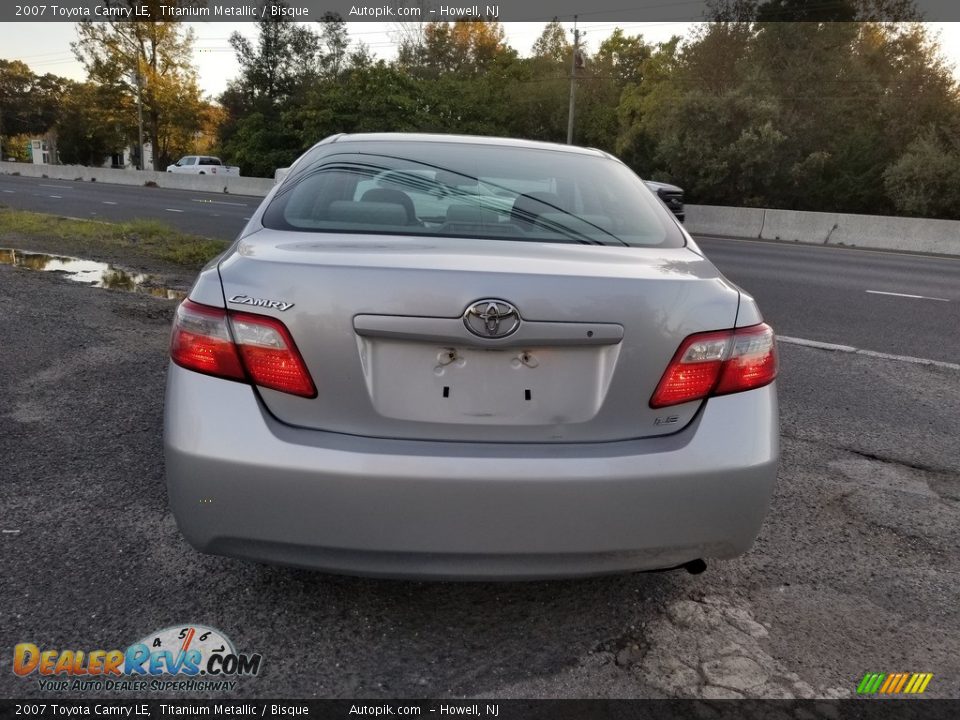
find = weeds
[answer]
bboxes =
[0,208,226,268]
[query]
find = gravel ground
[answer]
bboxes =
[1,250,958,702]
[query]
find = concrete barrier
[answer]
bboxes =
[227,175,277,197]
[684,205,765,239]
[0,161,274,197]
[687,204,960,256]
[761,209,841,245]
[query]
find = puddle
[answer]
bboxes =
[0,248,187,301]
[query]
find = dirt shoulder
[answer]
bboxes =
[0,208,225,291]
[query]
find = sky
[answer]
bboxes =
[4,21,960,99]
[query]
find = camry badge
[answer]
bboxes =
[464,299,521,338]
[229,294,294,311]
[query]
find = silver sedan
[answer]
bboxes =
[164,133,778,580]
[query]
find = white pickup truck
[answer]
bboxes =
[166,156,240,176]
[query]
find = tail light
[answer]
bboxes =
[170,299,317,398]
[650,323,777,408]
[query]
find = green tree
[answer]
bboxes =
[0,60,37,139]
[72,9,204,169]
[219,2,324,175]
[576,29,652,151]
[293,62,426,143]
[420,19,513,76]
[613,18,960,215]
[531,20,570,63]
[220,111,303,179]
[56,81,128,166]
[319,13,349,79]
[615,36,681,173]
[226,2,320,111]
[0,60,66,142]
[884,128,960,219]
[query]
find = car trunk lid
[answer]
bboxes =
[216,231,741,442]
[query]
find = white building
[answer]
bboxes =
[101,143,154,170]
[28,135,154,170]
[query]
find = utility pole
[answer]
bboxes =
[566,16,582,145]
[136,64,145,171]
[126,28,145,171]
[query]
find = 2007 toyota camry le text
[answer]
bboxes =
[163,133,779,580]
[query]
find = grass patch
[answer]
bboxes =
[0,208,227,267]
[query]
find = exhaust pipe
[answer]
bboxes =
[684,559,707,575]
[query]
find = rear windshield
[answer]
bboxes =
[262,142,683,248]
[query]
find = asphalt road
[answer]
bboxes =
[696,236,960,365]
[1,192,959,701]
[0,173,255,239]
[2,174,958,365]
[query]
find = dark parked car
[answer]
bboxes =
[645,180,685,222]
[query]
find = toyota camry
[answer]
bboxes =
[164,133,779,579]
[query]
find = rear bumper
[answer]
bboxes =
[164,364,778,579]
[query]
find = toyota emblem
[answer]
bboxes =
[463,299,521,338]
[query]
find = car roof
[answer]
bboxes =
[330,133,609,158]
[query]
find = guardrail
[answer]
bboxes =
[686,204,960,256]
[0,161,275,197]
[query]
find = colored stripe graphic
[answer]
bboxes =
[858,672,933,694]
[893,673,909,693]
[879,674,896,693]
[908,673,933,694]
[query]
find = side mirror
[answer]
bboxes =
[274,167,290,185]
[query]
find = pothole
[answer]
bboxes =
[829,457,940,500]
[632,596,851,700]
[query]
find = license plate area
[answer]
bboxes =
[358,338,618,425]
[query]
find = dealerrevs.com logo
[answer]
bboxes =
[13,625,262,693]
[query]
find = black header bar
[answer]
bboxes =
[3,0,960,23]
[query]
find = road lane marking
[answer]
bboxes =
[191,198,248,207]
[854,349,960,369]
[165,208,184,213]
[776,336,855,353]
[48,195,62,199]
[102,201,117,205]
[1,190,13,193]
[39,183,73,189]
[866,290,949,302]
[243,216,250,220]
[777,335,960,371]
